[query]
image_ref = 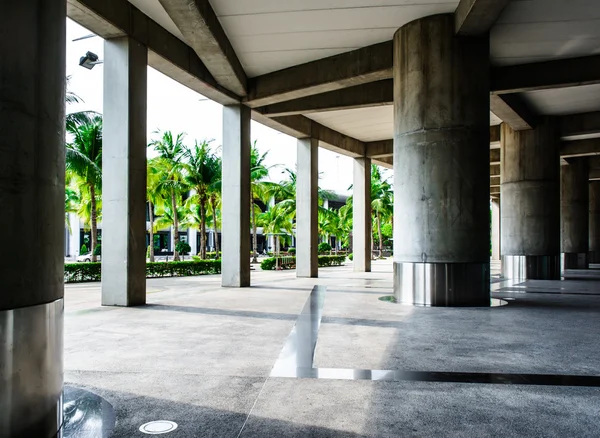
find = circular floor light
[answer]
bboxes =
[139,421,178,434]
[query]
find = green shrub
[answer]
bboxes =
[348,253,353,261]
[93,243,101,256]
[317,255,346,267]
[175,241,191,255]
[80,244,88,254]
[64,260,221,283]
[318,242,332,253]
[260,255,345,270]
[287,247,296,254]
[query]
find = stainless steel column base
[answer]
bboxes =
[502,255,560,280]
[1,299,64,437]
[562,252,589,270]
[393,262,490,307]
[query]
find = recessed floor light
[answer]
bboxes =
[139,420,178,434]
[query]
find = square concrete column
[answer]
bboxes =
[353,157,371,272]
[222,105,251,287]
[101,37,148,306]
[561,159,589,269]
[296,138,319,277]
[189,227,198,255]
[491,198,501,261]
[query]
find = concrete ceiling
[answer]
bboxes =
[127,0,185,41]
[211,0,458,77]
[523,84,600,116]
[306,106,393,142]
[491,0,600,66]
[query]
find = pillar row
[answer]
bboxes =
[353,157,371,273]
[500,120,561,280]
[102,36,148,306]
[296,138,319,278]
[393,14,490,306]
[0,1,66,435]
[491,198,501,261]
[590,181,600,263]
[221,105,251,287]
[561,159,589,269]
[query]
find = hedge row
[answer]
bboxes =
[64,260,221,283]
[260,255,347,270]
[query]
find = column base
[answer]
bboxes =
[0,299,64,437]
[562,252,589,270]
[393,262,490,307]
[502,255,560,280]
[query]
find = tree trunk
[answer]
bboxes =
[211,196,219,259]
[90,184,98,262]
[200,195,207,260]
[171,189,180,261]
[149,201,155,262]
[252,202,258,263]
[377,211,383,258]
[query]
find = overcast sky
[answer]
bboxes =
[66,19,362,194]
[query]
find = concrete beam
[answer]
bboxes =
[490,164,500,176]
[372,156,393,169]
[490,187,500,195]
[561,111,600,140]
[67,0,239,105]
[561,139,600,158]
[490,148,500,164]
[366,140,393,158]
[255,80,393,117]
[490,176,500,187]
[490,94,537,131]
[251,112,365,158]
[490,124,501,147]
[492,55,600,95]
[455,0,511,35]
[157,0,246,96]
[246,41,393,108]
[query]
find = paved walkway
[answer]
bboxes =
[65,259,600,437]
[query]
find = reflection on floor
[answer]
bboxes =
[65,259,600,437]
[61,386,115,437]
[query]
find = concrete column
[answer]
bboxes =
[501,120,560,280]
[296,138,319,277]
[353,158,372,272]
[189,227,198,255]
[561,159,589,269]
[0,1,65,435]
[393,14,490,306]
[222,105,251,287]
[101,37,148,306]
[491,199,501,261]
[69,212,81,258]
[590,181,600,263]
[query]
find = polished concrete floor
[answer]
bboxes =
[64,259,600,437]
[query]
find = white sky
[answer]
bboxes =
[66,19,358,194]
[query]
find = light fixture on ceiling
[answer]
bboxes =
[79,51,103,70]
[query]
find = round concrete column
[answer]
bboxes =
[501,120,560,279]
[0,1,65,436]
[590,181,600,263]
[561,159,589,269]
[393,14,490,306]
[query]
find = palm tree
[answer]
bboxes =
[250,143,275,263]
[146,159,166,262]
[149,131,187,261]
[153,204,186,259]
[182,140,220,259]
[208,170,222,259]
[370,165,393,258]
[258,205,294,259]
[65,111,102,261]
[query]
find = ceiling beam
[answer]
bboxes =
[490,176,501,187]
[490,164,500,176]
[561,139,600,159]
[491,55,600,95]
[251,112,365,158]
[67,0,239,105]
[490,94,537,131]
[372,157,393,169]
[255,80,393,117]
[246,41,393,108]
[490,148,500,165]
[590,170,600,180]
[157,0,247,96]
[561,112,600,140]
[455,0,511,35]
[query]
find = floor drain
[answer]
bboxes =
[139,421,178,434]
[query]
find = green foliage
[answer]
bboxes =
[93,243,101,256]
[192,251,221,261]
[65,262,101,282]
[64,260,221,283]
[147,245,151,259]
[318,242,332,253]
[80,244,88,254]
[175,241,191,255]
[287,247,296,254]
[260,255,346,270]
[348,253,353,261]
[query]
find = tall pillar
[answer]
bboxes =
[353,157,371,272]
[501,120,560,279]
[393,14,490,306]
[101,37,148,306]
[491,199,501,261]
[590,181,600,263]
[222,105,251,287]
[296,138,318,277]
[189,228,198,255]
[561,159,589,269]
[0,1,65,436]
